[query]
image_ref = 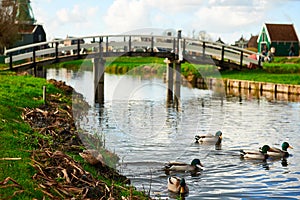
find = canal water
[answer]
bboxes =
[46,67,300,199]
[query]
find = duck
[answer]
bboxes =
[240,145,270,161]
[167,176,189,194]
[79,149,105,165]
[195,131,222,145]
[164,158,203,172]
[267,142,293,158]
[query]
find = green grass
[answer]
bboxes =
[0,63,9,70]
[216,57,300,85]
[0,72,150,199]
[0,72,61,199]
[219,69,300,85]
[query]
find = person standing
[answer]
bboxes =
[289,44,295,56]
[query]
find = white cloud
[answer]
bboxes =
[56,5,86,24]
[104,0,152,33]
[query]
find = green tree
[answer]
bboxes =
[0,0,19,54]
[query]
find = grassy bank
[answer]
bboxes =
[0,73,59,199]
[39,55,300,86]
[219,57,300,85]
[0,72,150,199]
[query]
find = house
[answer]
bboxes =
[257,23,299,56]
[247,35,258,50]
[12,24,46,48]
[10,0,47,49]
[63,36,85,46]
[233,36,248,49]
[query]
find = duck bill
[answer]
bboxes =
[289,145,294,149]
[197,163,204,168]
[219,135,222,140]
[180,186,185,194]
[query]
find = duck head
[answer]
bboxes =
[260,145,271,154]
[215,131,222,139]
[282,142,293,151]
[191,159,203,168]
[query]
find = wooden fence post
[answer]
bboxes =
[202,42,206,58]
[129,36,131,51]
[151,36,154,53]
[9,53,13,70]
[221,46,225,66]
[55,42,59,62]
[77,39,80,58]
[240,51,243,69]
[106,36,109,53]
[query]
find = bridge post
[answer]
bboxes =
[93,57,105,104]
[182,39,186,57]
[32,47,37,76]
[240,51,243,69]
[123,36,127,52]
[165,58,174,103]
[55,42,59,62]
[174,61,181,109]
[174,30,182,109]
[202,42,206,59]
[106,36,109,53]
[99,37,103,56]
[151,36,154,53]
[173,38,176,54]
[77,39,81,59]
[9,53,13,70]
[129,36,132,52]
[258,55,262,68]
[221,46,225,66]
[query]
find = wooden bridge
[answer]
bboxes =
[4,31,261,71]
[4,31,262,107]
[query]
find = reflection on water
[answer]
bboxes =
[46,68,300,199]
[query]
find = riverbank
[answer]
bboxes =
[50,56,300,86]
[0,72,150,199]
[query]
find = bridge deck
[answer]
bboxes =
[4,34,262,71]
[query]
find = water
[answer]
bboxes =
[46,67,300,199]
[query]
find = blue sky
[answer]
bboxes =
[31,0,300,44]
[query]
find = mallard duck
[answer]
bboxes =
[195,131,222,145]
[164,158,203,172]
[167,176,189,194]
[79,149,104,165]
[240,145,270,160]
[267,142,293,158]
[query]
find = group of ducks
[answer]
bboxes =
[163,130,293,196]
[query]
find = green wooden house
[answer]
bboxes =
[257,23,299,56]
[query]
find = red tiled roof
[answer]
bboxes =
[247,35,258,48]
[18,25,36,34]
[266,24,299,42]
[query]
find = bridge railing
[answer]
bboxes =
[4,34,261,69]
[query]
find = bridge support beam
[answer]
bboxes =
[174,61,181,109]
[93,58,105,104]
[165,58,174,104]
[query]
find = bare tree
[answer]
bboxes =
[0,0,19,54]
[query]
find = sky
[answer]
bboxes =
[31,0,300,45]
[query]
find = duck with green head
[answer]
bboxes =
[167,176,189,195]
[164,158,204,173]
[195,131,223,145]
[267,142,293,158]
[240,145,270,161]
